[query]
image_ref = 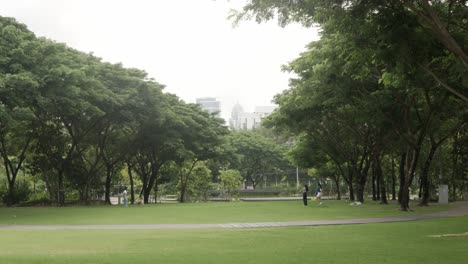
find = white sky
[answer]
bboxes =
[1,0,319,121]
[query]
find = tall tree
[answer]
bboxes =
[0,17,41,205]
[172,102,228,202]
[226,131,291,189]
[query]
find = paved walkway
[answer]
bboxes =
[1,201,467,230]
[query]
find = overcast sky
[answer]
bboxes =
[1,0,319,121]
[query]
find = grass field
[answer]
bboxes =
[0,200,454,225]
[0,201,466,264]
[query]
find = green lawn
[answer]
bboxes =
[0,200,454,225]
[0,216,467,264]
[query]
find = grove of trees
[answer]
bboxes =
[1,0,466,211]
[235,0,467,210]
[0,16,233,206]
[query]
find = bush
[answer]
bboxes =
[1,182,32,205]
[219,170,243,199]
[19,191,51,206]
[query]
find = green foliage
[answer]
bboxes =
[219,169,242,198]
[225,131,293,188]
[0,16,229,206]
[236,0,467,207]
[176,162,214,202]
[191,163,215,202]
[0,180,31,205]
[21,191,51,206]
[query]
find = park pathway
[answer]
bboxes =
[1,201,467,230]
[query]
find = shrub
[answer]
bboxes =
[219,170,243,199]
[1,182,32,205]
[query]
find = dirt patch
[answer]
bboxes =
[429,232,468,238]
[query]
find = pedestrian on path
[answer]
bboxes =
[316,183,322,205]
[302,184,309,206]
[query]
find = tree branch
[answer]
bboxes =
[420,64,468,102]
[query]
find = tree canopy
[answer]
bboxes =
[237,0,467,210]
[0,16,230,205]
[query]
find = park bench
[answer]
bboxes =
[160,194,178,202]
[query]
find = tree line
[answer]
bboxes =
[0,15,296,206]
[2,0,467,210]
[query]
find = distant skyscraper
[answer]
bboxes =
[229,103,275,130]
[196,97,221,118]
[253,106,276,117]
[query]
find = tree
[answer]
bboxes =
[234,0,468,101]
[0,17,41,205]
[125,82,176,204]
[236,0,467,210]
[172,102,228,202]
[176,162,213,202]
[1,15,236,206]
[219,169,243,200]
[226,131,292,189]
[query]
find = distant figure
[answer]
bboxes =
[316,184,322,205]
[123,188,128,207]
[302,184,309,206]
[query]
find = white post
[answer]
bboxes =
[296,167,299,188]
[439,185,449,204]
[438,146,448,204]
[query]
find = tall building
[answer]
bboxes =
[229,103,275,130]
[196,97,221,118]
[253,106,276,118]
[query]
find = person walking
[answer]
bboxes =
[123,187,128,207]
[302,184,309,206]
[316,183,322,205]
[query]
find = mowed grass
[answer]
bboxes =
[0,200,454,225]
[0,216,467,264]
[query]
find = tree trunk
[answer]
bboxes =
[179,185,186,203]
[179,160,199,203]
[333,176,341,200]
[391,155,396,200]
[143,164,161,204]
[105,164,112,205]
[356,159,370,203]
[376,173,381,200]
[143,184,151,204]
[398,152,406,204]
[179,170,187,203]
[400,147,420,211]
[57,170,65,206]
[334,162,347,201]
[6,181,15,206]
[135,160,151,204]
[128,165,135,204]
[376,155,387,204]
[355,172,367,203]
[345,164,355,201]
[419,143,436,206]
[380,185,388,204]
[371,163,377,201]
[348,184,355,201]
[1,135,32,206]
[376,161,381,200]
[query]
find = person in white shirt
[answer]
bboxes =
[316,184,322,205]
[123,188,128,207]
